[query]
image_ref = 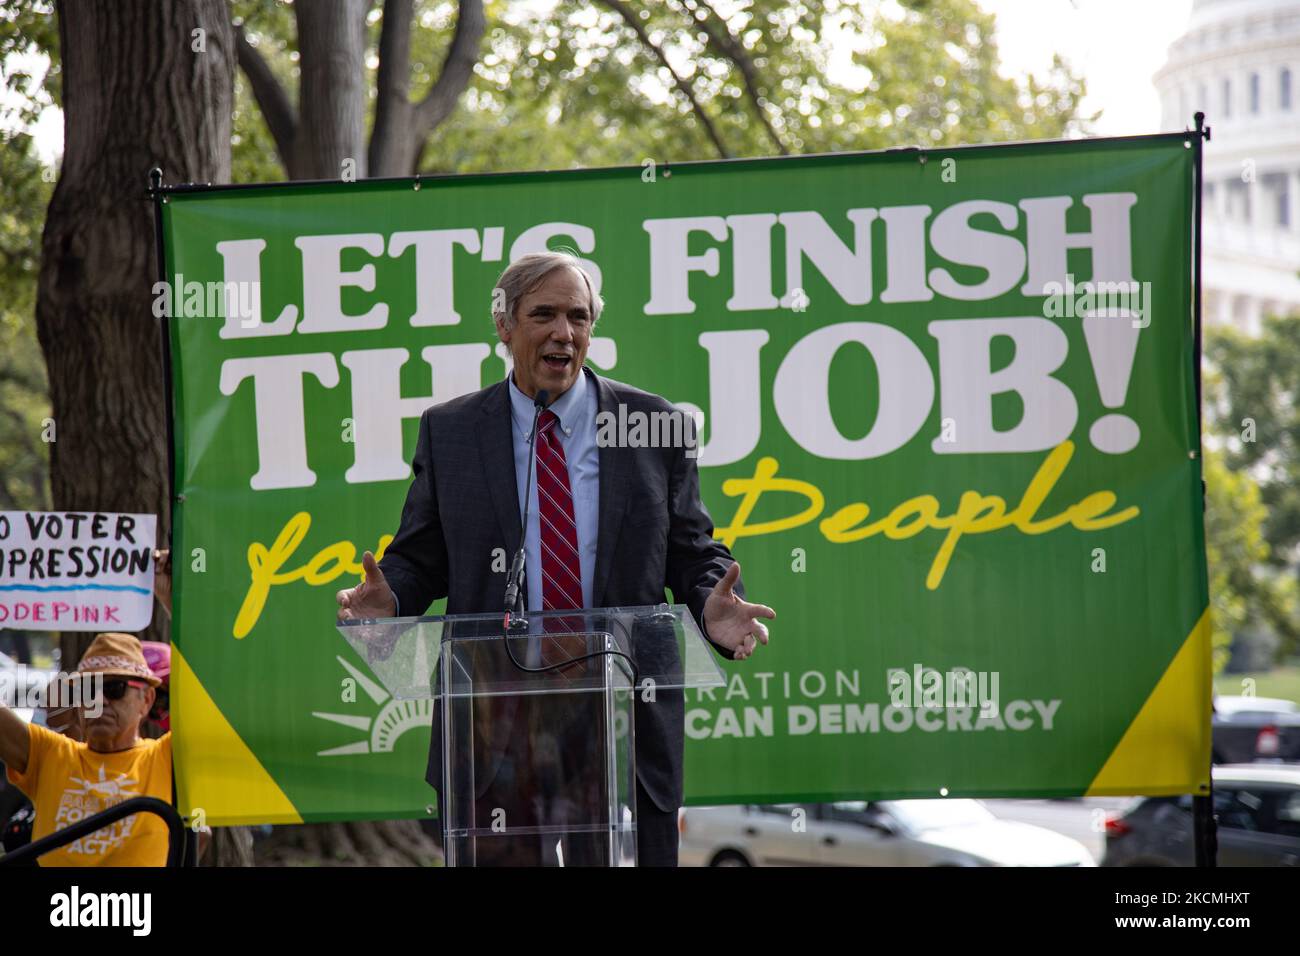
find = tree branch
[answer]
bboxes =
[598,0,730,159]
[369,0,414,174]
[411,0,487,138]
[676,0,787,155]
[234,22,297,173]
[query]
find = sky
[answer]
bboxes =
[9,0,1197,165]
[978,0,1196,135]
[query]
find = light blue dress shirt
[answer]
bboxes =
[508,366,600,612]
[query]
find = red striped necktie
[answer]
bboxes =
[536,409,584,614]
[534,411,588,677]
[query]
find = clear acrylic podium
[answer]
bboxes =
[337,604,725,866]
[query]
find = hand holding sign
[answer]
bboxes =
[153,548,172,619]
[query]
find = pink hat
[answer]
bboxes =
[140,641,171,683]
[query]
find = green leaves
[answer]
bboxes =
[1204,317,1300,665]
[0,0,59,129]
[0,130,51,511]
[228,0,1087,181]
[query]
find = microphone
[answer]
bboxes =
[503,388,549,627]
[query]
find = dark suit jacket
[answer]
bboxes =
[378,367,741,812]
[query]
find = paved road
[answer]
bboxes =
[982,797,1135,864]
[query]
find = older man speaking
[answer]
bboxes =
[337,250,774,866]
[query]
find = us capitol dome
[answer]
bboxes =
[1154,0,1300,334]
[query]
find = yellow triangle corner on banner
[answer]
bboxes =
[1086,608,1212,797]
[172,645,303,826]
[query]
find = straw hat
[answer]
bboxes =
[77,632,162,687]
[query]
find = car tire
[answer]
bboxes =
[711,850,751,867]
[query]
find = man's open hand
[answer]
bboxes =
[702,562,775,662]
[336,551,398,622]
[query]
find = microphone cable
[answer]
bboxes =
[499,385,641,691]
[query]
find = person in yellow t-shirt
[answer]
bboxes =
[0,632,173,867]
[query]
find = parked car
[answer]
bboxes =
[1102,764,1300,866]
[1212,695,1300,764]
[678,799,1095,867]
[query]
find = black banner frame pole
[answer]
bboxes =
[1189,111,1217,869]
[147,166,200,866]
[147,166,177,518]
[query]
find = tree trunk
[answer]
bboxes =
[293,0,369,180]
[368,0,486,177]
[37,0,233,659]
[368,0,416,177]
[201,827,256,866]
[40,1,445,868]
[254,819,443,866]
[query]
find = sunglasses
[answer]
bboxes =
[100,678,150,701]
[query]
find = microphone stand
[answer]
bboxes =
[503,389,548,633]
[499,384,640,688]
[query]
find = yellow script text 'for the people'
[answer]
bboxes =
[234,513,392,638]
[233,440,1136,636]
[713,440,1138,590]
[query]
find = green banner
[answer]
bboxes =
[161,135,1209,826]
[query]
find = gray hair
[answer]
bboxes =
[491,250,603,331]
